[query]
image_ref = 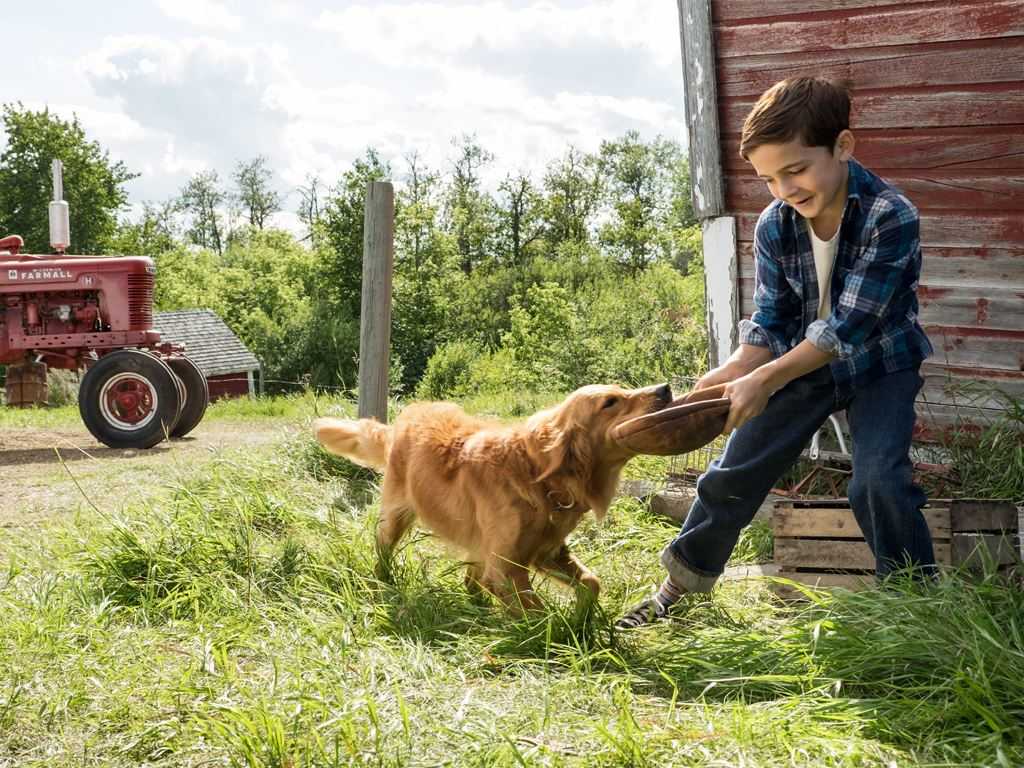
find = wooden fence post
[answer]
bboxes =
[358,181,394,422]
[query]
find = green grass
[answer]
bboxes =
[1,392,1022,766]
[0,401,81,428]
[0,390,359,429]
[939,386,1024,503]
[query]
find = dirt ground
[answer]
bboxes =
[1,420,293,529]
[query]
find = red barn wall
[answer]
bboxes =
[710,0,1024,427]
[207,373,252,402]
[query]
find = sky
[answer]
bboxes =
[2,0,687,233]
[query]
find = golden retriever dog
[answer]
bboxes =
[313,383,672,612]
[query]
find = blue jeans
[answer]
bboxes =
[661,365,934,591]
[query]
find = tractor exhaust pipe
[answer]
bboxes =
[49,159,70,253]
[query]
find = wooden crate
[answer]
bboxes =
[772,498,1020,598]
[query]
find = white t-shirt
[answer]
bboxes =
[806,220,840,320]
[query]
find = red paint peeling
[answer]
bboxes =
[976,297,990,324]
[917,286,951,303]
[930,364,1023,380]
[922,325,1024,340]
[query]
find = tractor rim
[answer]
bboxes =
[99,372,159,431]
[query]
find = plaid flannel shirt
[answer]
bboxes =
[738,159,933,392]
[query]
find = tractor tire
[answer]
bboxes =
[79,349,181,449]
[166,356,209,438]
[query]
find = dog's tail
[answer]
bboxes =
[312,417,393,471]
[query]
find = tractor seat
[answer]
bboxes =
[0,234,24,255]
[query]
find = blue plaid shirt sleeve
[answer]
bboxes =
[739,209,801,358]
[806,199,919,359]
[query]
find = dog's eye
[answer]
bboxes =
[602,396,619,410]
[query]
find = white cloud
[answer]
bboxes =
[35,1,684,212]
[70,34,297,205]
[159,139,208,176]
[20,103,150,144]
[316,1,677,69]
[82,35,288,166]
[156,0,242,31]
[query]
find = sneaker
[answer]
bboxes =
[615,594,673,629]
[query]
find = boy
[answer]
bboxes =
[617,77,935,628]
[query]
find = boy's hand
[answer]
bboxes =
[723,371,774,433]
[695,364,742,390]
[697,344,774,391]
[720,341,836,433]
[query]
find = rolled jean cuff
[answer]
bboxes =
[660,546,720,593]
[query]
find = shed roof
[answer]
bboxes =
[153,309,260,377]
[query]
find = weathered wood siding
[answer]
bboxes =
[206,373,253,401]
[711,0,1024,430]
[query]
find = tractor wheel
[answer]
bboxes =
[79,349,181,449]
[166,356,209,438]
[168,363,187,434]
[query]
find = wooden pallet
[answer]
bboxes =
[772,498,1020,598]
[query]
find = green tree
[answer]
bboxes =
[153,245,226,315]
[297,173,324,246]
[541,146,602,248]
[502,282,587,390]
[395,151,448,273]
[598,131,688,275]
[154,229,320,392]
[668,160,701,272]
[234,156,280,230]
[178,170,227,255]
[443,134,496,275]
[497,172,544,268]
[219,229,317,387]
[0,104,136,254]
[391,152,454,389]
[307,149,391,389]
[111,200,178,256]
[318,148,391,320]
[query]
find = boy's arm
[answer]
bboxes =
[699,209,801,390]
[740,212,803,360]
[722,340,834,432]
[806,202,920,357]
[696,343,772,389]
[721,202,918,431]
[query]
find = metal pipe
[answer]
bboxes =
[49,159,70,252]
[51,159,63,202]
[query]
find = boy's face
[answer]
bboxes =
[746,131,854,224]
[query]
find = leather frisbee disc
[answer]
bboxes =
[612,384,730,455]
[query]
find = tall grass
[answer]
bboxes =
[621,572,1024,759]
[1,400,1022,765]
[941,387,1024,502]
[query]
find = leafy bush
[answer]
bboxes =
[415,340,479,399]
[578,259,707,386]
[464,345,538,395]
[415,247,708,401]
[502,281,588,391]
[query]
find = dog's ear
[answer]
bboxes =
[534,419,594,486]
[538,425,618,521]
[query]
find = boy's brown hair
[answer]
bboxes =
[739,77,852,159]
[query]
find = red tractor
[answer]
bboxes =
[0,160,208,448]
